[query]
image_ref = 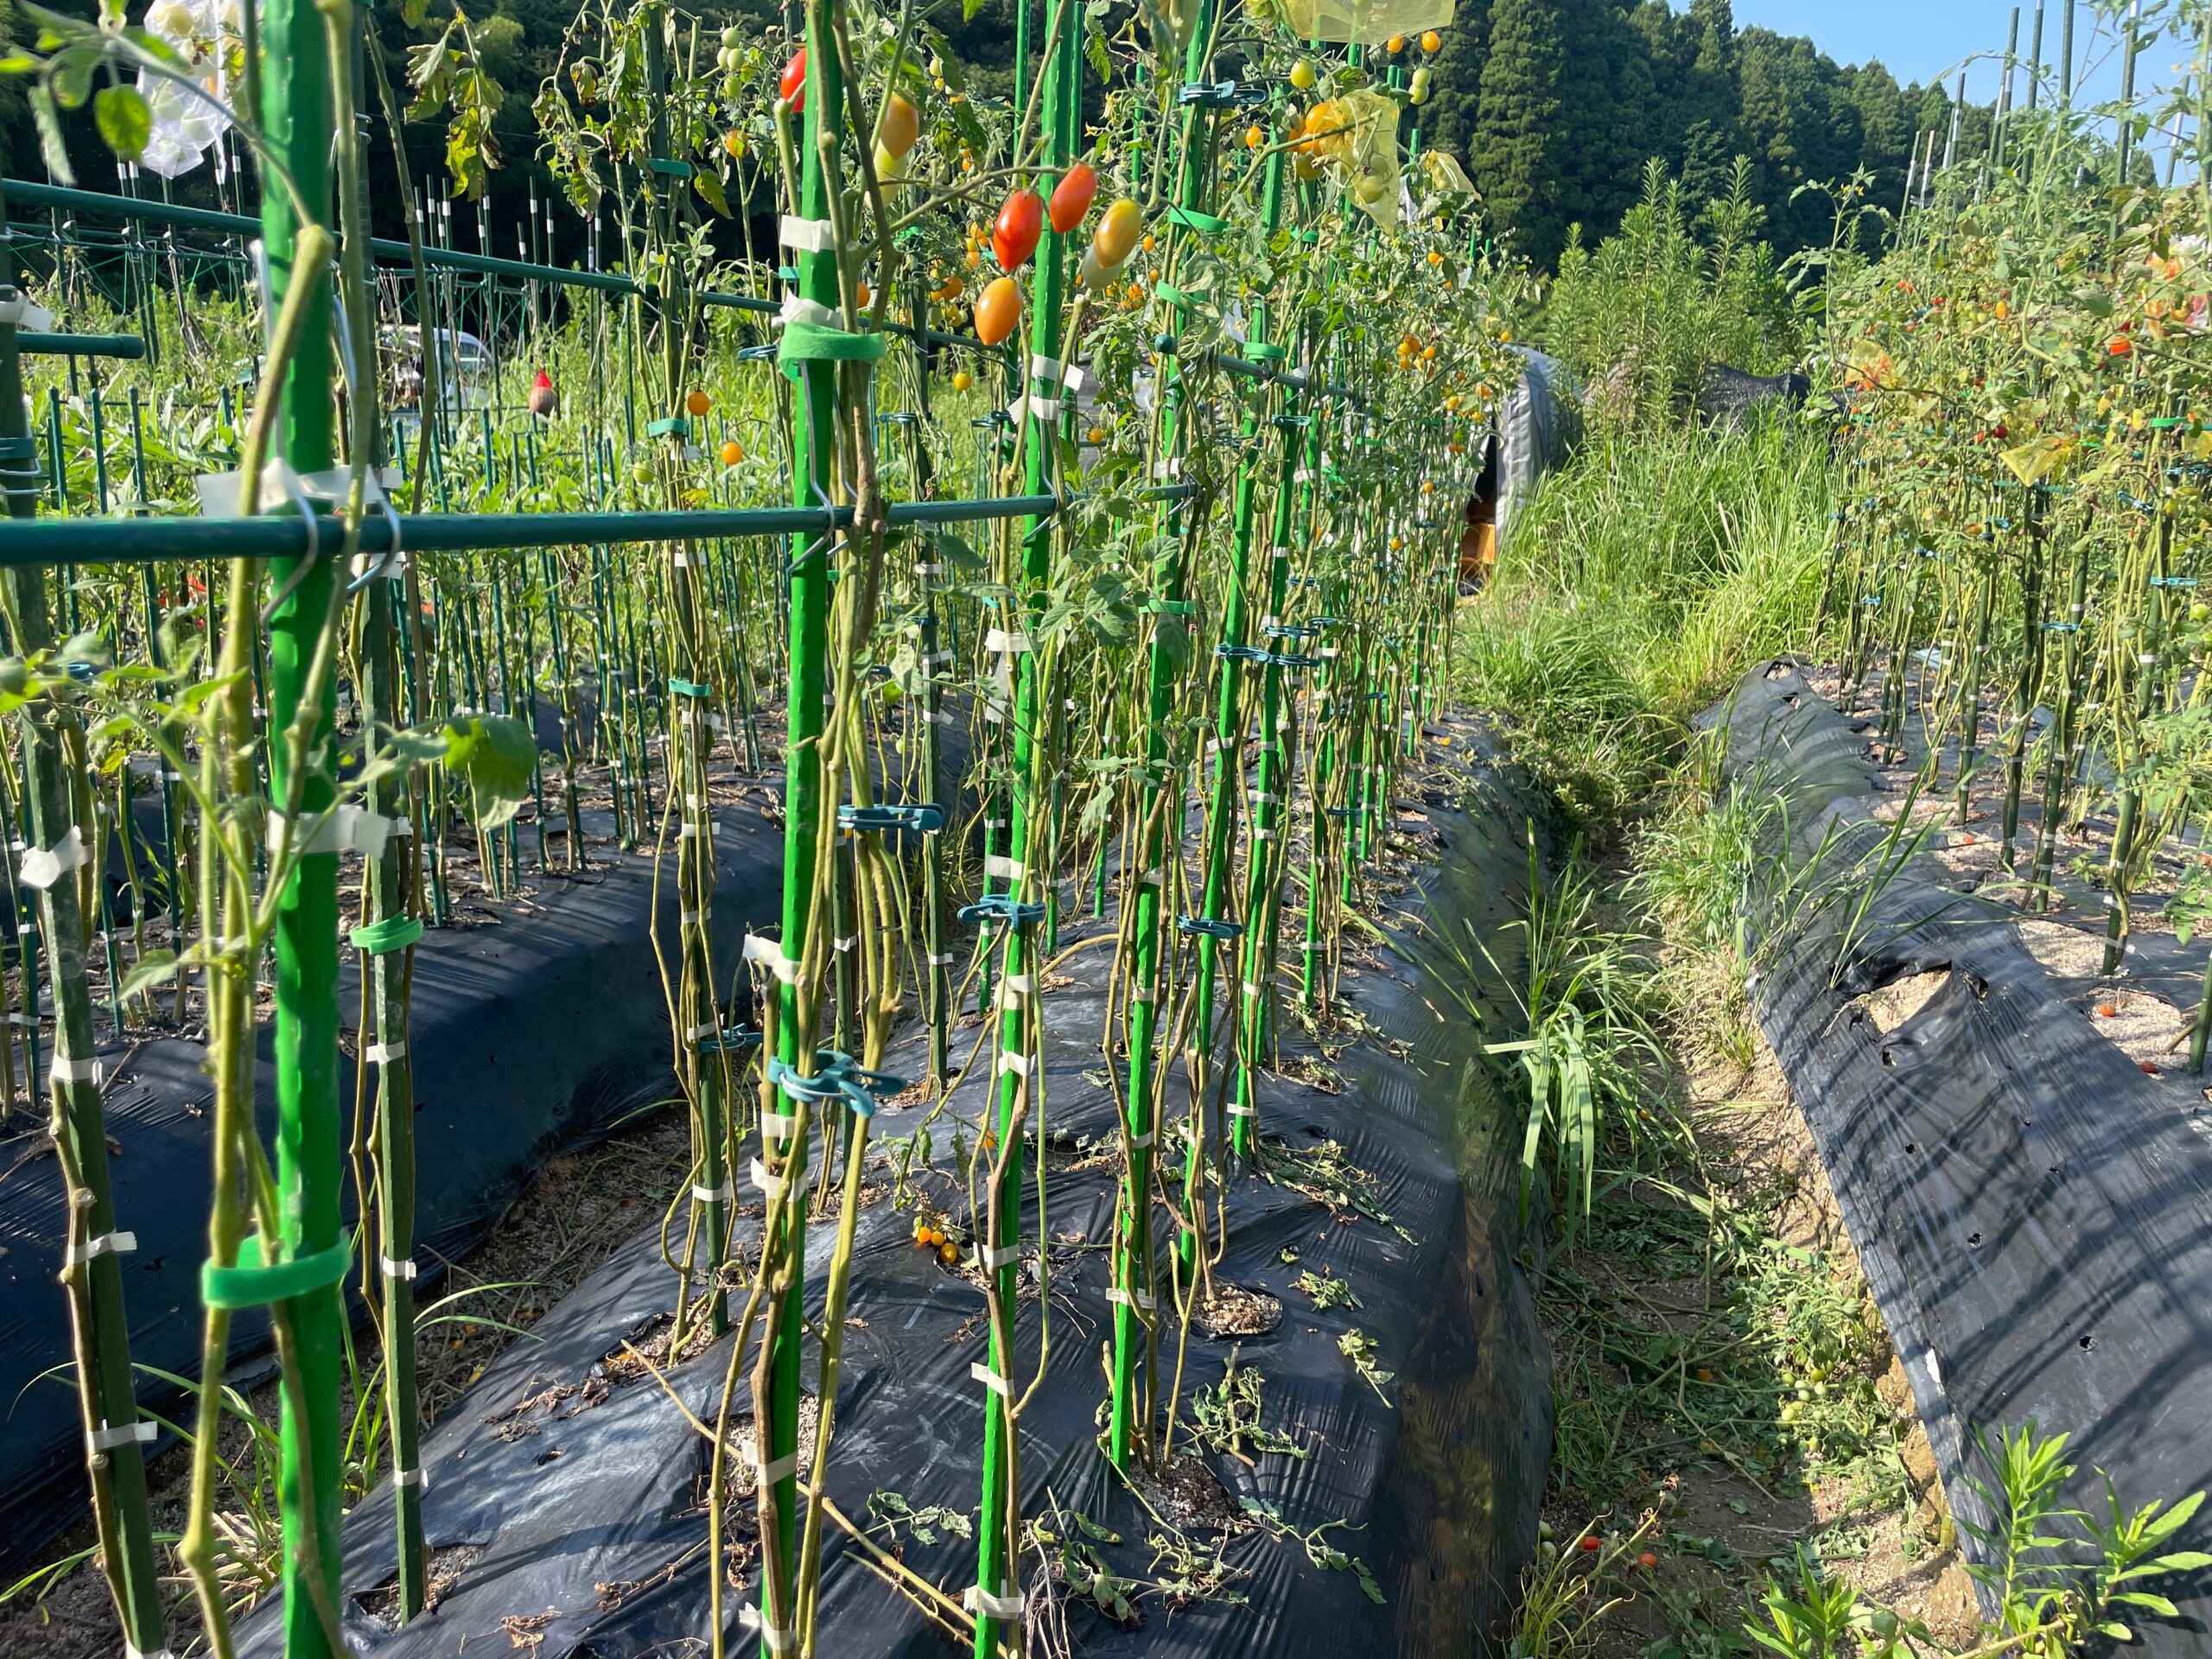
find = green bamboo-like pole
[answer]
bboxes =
[1192,174,1278,1162]
[974,0,1078,1641]
[260,0,349,1645]
[1107,0,1217,1475]
[356,564,429,1619]
[760,0,847,1637]
[0,296,169,1659]
[1232,223,1309,1133]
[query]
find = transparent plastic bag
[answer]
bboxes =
[1275,0,1452,48]
[1306,88,1403,228]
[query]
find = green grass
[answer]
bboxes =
[1454,419,1830,836]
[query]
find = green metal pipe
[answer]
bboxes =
[18,331,144,359]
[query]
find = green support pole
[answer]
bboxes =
[259,0,348,1647]
[1108,0,1217,1475]
[0,290,169,1659]
[760,0,846,1640]
[975,0,1078,1642]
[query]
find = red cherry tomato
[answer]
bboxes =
[1047,163,1097,234]
[780,48,806,112]
[993,189,1045,272]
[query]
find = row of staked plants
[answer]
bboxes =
[0,0,1527,1651]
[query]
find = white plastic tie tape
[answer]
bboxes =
[677,822,699,839]
[380,1254,417,1281]
[1010,393,1063,423]
[124,1643,179,1659]
[694,1180,735,1205]
[755,1449,800,1484]
[761,1110,798,1141]
[685,1020,718,1042]
[777,291,833,329]
[0,295,57,328]
[1002,974,1037,995]
[1063,363,1087,391]
[17,826,87,891]
[1028,353,1064,383]
[964,1586,1026,1619]
[268,805,396,861]
[749,1160,787,1200]
[983,855,1027,881]
[1227,1099,1256,1117]
[393,1465,429,1491]
[66,1230,136,1267]
[364,1041,407,1065]
[1130,983,1156,1004]
[997,1050,1034,1078]
[1253,827,1277,842]
[86,1419,156,1455]
[1243,980,1264,999]
[1138,868,1165,887]
[1106,1287,1157,1313]
[740,1603,798,1655]
[834,935,856,953]
[982,628,1033,656]
[928,952,958,967]
[680,909,706,926]
[970,1362,1013,1397]
[49,1054,104,1087]
[743,933,798,983]
[779,214,837,253]
[1128,1128,1155,1150]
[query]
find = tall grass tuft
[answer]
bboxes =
[1455,419,1830,836]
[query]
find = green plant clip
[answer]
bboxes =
[646,416,690,439]
[200,1235,353,1311]
[1166,205,1230,234]
[669,677,712,697]
[349,915,424,955]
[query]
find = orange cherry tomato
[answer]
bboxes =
[992,189,1045,271]
[686,389,711,417]
[974,275,1021,345]
[719,440,743,466]
[1048,162,1098,234]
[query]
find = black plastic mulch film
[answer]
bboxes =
[1707,660,2212,1656]
[238,736,1548,1658]
[3,728,1551,1657]
[0,792,787,1567]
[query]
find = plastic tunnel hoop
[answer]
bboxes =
[777,321,889,383]
[201,1236,354,1312]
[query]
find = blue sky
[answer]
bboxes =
[1728,0,2152,104]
